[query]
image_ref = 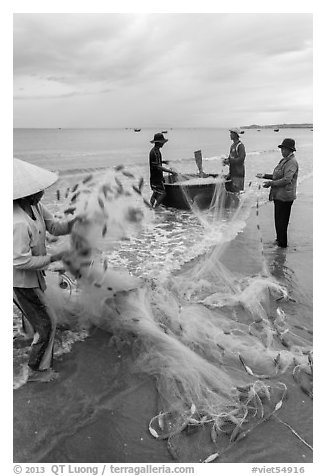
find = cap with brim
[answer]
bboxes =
[278,138,296,152]
[229,128,244,135]
[150,132,168,144]
[13,158,59,200]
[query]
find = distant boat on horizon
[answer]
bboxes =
[161,130,168,134]
[274,128,279,132]
[134,128,141,132]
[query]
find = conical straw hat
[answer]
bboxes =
[13,158,59,200]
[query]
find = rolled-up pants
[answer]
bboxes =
[13,287,56,371]
[274,199,293,248]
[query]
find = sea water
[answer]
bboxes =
[13,126,313,295]
[13,127,313,463]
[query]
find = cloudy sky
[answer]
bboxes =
[13,13,313,128]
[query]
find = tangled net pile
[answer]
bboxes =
[45,168,313,462]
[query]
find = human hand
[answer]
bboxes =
[256,173,264,179]
[263,181,271,188]
[222,157,229,166]
[46,235,59,243]
[50,249,68,263]
[48,262,66,273]
[68,214,87,232]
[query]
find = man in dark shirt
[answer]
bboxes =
[223,128,246,193]
[149,132,177,208]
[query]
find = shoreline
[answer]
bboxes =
[13,197,312,463]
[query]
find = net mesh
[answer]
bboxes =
[43,168,312,460]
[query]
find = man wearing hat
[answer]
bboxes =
[256,138,299,248]
[223,128,246,193]
[149,132,177,208]
[13,158,76,382]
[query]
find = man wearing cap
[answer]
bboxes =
[256,138,299,248]
[13,158,77,382]
[149,132,177,208]
[223,128,246,193]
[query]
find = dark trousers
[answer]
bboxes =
[150,181,166,208]
[13,287,54,371]
[274,200,293,247]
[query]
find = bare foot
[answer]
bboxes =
[28,369,59,383]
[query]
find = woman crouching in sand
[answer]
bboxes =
[13,158,76,383]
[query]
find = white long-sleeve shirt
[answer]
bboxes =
[13,202,70,290]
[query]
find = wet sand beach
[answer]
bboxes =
[13,189,313,464]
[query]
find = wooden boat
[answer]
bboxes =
[134,128,141,132]
[162,174,220,210]
[274,128,279,132]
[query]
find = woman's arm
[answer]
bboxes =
[13,222,51,270]
[40,204,73,236]
[270,161,298,187]
[14,221,68,270]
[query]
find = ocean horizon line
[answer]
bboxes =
[14,123,313,131]
[13,126,228,130]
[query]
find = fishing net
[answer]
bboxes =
[42,167,312,461]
